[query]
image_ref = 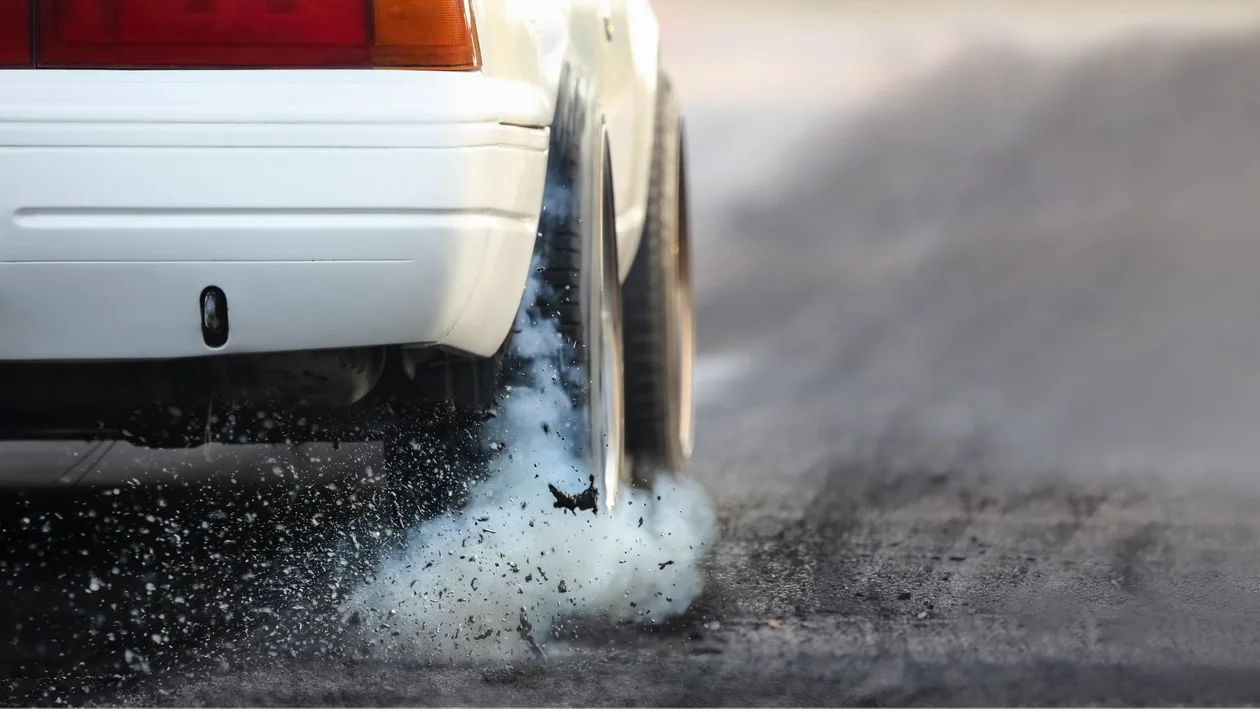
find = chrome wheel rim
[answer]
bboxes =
[674,125,696,462]
[581,150,625,511]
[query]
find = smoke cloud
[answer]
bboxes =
[342,271,716,660]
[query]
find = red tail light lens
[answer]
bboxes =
[0,0,32,67]
[39,0,372,68]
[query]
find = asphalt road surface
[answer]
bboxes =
[10,4,1260,706]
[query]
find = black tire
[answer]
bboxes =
[529,69,626,508]
[623,73,695,483]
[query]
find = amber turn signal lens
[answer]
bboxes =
[372,0,480,70]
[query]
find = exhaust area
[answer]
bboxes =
[342,273,716,660]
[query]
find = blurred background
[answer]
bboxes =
[641,7,1260,699]
[660,0,1260,488]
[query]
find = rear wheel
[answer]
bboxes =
[623,74,696,485]
[534,130,626,510]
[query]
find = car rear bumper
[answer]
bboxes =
[0,70,550,361]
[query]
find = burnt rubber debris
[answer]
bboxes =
[548,475,599,515]
[517,609,544,659]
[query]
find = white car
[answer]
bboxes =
[0,0,694,505]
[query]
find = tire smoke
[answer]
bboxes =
[342,272,715,660]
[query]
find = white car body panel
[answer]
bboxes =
[0,0,661,361]
[473,0,660,270]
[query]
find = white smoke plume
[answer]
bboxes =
[342,272,716,660]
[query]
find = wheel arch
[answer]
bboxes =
[471,0,660,283]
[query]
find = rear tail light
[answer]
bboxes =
[40,0,370,68]
[372,0,478,69]
[0,0,32,67]
[31,0,479,70]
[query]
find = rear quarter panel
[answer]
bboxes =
[472,0,661,280]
